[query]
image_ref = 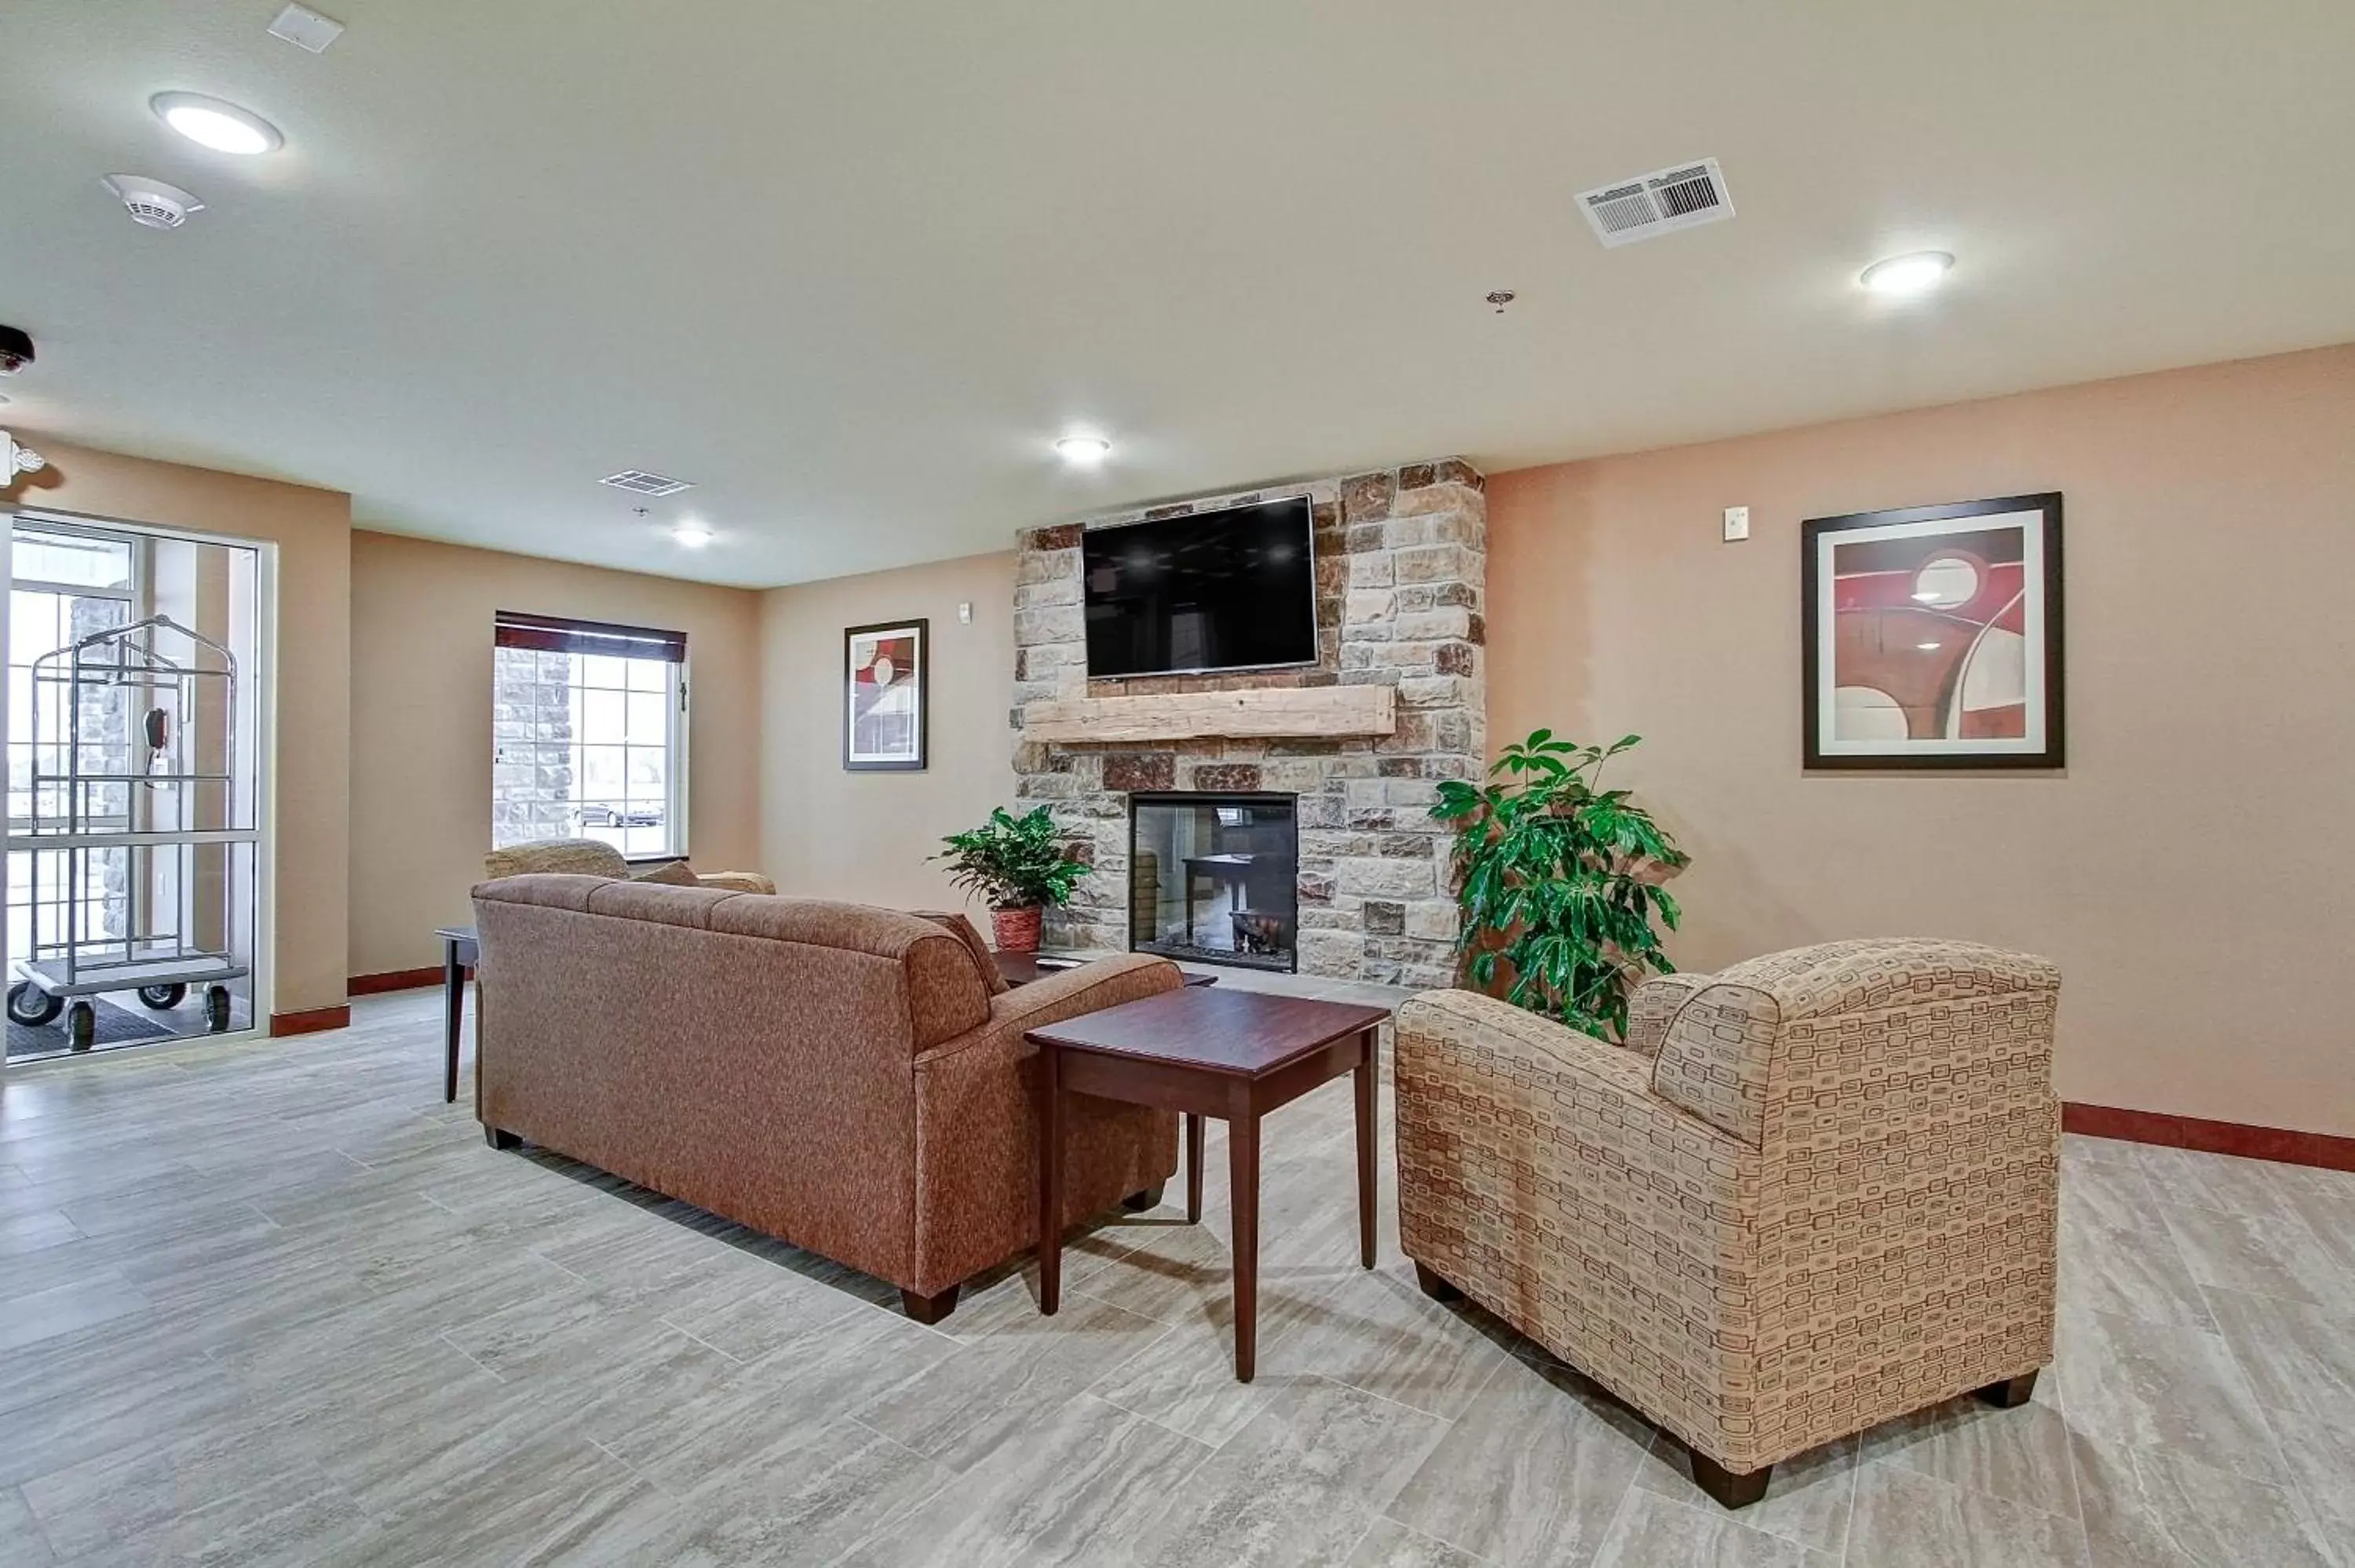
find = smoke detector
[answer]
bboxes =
[1576,158,1734,248]
[101,174,206,231]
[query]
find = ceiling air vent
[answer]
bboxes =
[599,470,694,497]
[1576,158,1734,248]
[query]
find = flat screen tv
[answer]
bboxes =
[1081,496,1317,677]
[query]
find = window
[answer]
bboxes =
[8,526,140,965]
[492,612,686,859]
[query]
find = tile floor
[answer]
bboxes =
[1,990,2349,1566]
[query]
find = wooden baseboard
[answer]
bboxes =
[2063,1102,2355,1172]
[348,967,446,997]
[269,1005,352,1037]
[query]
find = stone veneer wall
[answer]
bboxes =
[1010,459,1487,987]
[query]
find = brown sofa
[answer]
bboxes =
[471,873,1181,1322]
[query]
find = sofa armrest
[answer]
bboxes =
[918,953,1181,1064]
[908,952,1183,1293]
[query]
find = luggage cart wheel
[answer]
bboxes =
[6,981,63,1027]
[137,983,188,1010]
[68,1001,96,1052]
[205,985,232,1033]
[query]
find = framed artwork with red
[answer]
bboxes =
[844,618,928,771]
[1802,494,2064,770]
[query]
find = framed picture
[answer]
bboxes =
[844,618,928,771]
[1802,494,2064,770]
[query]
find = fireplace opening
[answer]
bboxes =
[1127,792,1297,973]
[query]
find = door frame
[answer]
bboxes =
[0,503,279,1073]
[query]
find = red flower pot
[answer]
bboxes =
[991,904,1044,954]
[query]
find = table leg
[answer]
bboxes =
[1185,1112,1205,1224]
[443,940,465,1104]
[1354,1026,1378,1270]
[1039,1042,1064,1315]
[1229,1100,1260,1382]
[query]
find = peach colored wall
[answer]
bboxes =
[2,438,353,1017]
[348,530,763,975]
[759,551,1017,914]
[1486,343,2355,1138]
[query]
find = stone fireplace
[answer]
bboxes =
[1010,459,1486,988]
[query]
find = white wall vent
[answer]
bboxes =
[599,470,694,497]
[1576,158,1734,247]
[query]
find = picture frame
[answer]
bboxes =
[1802,493,2064,770]
[843,618,928,771]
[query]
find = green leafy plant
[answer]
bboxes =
[931,805,1089,910]
[1432,728,1689,1040]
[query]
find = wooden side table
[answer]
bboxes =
[436,924,477,1103]
[1026,986,1389,1381]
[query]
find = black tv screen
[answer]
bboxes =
[1081,497,1317,677]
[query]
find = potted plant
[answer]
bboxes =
[931,805,1089,954]
[1431,728,1689,1041]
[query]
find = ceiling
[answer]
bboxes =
[5,2,2352,589]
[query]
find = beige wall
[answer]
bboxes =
[2,438,353,1017]
[759,551,1017,913]
[348,531,763,975]
[1486,343,2355,1138]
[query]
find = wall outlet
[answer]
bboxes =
[958,601,973,624]
[1722,505,1751,542]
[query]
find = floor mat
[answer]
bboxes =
[6,994,177,1059]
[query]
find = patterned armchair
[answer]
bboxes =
[1394,939,2060,1509]
[482,838,775,895]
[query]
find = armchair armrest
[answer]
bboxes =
[1623,971,1711,1059]
[696,870,776,895]
[1397,987,1661,1105]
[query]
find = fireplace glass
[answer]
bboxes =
[1127,793,1297,972]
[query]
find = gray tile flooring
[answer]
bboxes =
[1,990,2350,1565]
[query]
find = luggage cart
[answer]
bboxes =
[5,614,253,1051]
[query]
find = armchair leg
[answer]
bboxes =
[1120,1184,1167,1213]
[1689,1451,1773,1510]
[484,1125,520,1150]
[900,1285,960,1326]
[1974,1371,2039,1409]
[1412,1262,1464,1304]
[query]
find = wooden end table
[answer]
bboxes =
[437,924,477,1103]
[1026,986,1389,1381]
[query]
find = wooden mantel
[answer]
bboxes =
[1021,684,1396,745]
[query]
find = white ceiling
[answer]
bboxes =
[5,2,2353,588]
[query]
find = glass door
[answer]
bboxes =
[4,518,267,1062]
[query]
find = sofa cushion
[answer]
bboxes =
[630,859,703,887]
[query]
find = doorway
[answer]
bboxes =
[2,516,269,1062]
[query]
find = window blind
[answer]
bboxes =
[493,611,687,662]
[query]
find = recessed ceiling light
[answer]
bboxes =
[151,92,283,155]
[670,523,714,548]
[1054,434,1112,466]
[1860,250,1954,297]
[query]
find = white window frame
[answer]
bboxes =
[491,614,690,862]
